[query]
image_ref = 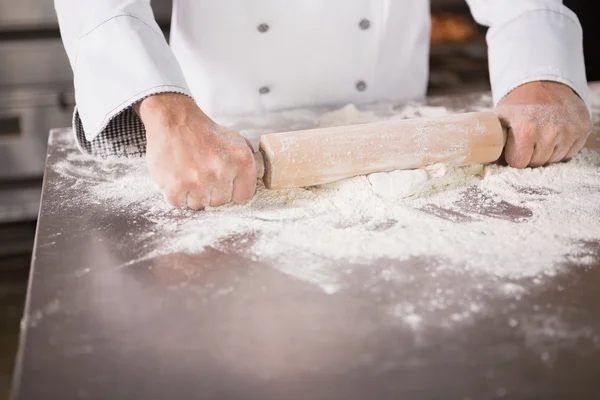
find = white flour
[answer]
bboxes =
[51,100,600,330]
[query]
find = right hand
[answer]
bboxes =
[136,93,257,209]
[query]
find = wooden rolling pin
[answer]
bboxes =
[253,111,505,189]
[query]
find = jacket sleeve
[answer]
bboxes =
[466,0,589,106]
[55,0,192,157]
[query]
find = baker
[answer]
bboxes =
[55,0,592,210]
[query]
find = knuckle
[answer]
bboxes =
[213,170,228,184]
[233,146,253,164]
[518,128,537,141]
[204,166,224,183]
[517,121,539,137]
[552,133,567,147]
[185,168,201,183]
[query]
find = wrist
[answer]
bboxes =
[136,93,212,127]
[520,80,577,96]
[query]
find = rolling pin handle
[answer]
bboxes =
[254,151,265,180]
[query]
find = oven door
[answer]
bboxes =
[0,87,74,180]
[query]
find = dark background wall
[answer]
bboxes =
[564,0,600,81]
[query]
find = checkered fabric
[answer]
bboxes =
[73,89,195,158]
[73,106,147,159]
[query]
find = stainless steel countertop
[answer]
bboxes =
[11,88,600,400]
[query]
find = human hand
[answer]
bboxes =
[495,81,592,168]
[137,93,257,209]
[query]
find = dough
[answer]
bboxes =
[367,169,429,199]
[367,163,485,200]
[425,163,449,179]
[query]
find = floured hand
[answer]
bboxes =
[137,93,256,209]
[495,81,592,168]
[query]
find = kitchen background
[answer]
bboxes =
[0,0,597,398]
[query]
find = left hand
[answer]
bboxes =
[494,81,592,168]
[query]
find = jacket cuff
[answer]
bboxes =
[73,14,192,141]
[72,88,191,159]
[487,8,589,107]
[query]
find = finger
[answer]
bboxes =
[547,143,571,164]
[232,172,257,205]
[565,135,587,160]
[529,141,556,167]
[504,126,534,169]
[186,191,210,210]
[163,188,188,208]
[209,180,234,207]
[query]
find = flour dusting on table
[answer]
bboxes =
[50,100,600,331]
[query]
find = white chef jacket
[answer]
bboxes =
[55,0,588,157]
